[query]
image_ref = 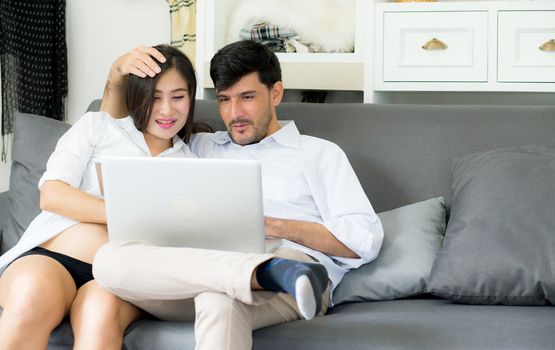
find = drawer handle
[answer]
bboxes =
[422,38,448,50]
[539,39,555,52]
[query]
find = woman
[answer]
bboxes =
[0,44,197,349]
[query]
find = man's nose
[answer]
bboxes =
[230,98,242,119]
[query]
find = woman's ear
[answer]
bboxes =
[271,81,284,106]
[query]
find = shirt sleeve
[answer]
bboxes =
[308,141,384,266]
[38,112,102,190]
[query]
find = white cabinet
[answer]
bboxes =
[374,1,555,93]
[383,11,488,82]
[498,11,555,83]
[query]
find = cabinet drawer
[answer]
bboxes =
[383,11,488,82]
[498,11,555,83]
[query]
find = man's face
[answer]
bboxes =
[216,72,283,145]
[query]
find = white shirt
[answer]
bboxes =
[190,121,384,292]
[0,112,196,273]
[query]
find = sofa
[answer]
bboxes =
[1,99,554,349]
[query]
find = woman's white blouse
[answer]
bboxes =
[0,112,196,273]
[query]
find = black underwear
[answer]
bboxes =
[14,247,94,289]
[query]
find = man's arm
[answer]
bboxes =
[265,217,359,258]
[100,46,166,117]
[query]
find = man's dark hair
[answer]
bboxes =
[210,40,282,91]
[126,44,197,143]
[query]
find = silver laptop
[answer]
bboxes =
[99,156,276,253]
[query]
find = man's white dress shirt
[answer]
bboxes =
[190,121,383,292]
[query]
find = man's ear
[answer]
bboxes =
[271,81,284,106]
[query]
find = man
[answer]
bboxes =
[93,40,383,350]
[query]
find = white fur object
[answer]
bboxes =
[226,0,356,53]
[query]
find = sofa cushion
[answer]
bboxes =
[332,197,445,305]
[1,113,70,253]
[428,145,555,305]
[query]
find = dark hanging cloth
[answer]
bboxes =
[0,0,68,160]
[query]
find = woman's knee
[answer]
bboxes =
[71,282,141,331]
[2,268,73,327]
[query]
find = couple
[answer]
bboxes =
[0,40,384,349]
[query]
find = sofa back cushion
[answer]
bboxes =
[1,113,70,253]
[192,101,555,212]
[428,145,555,305]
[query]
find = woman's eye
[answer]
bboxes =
[173,95,185,100]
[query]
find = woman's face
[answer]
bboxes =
[144,68,190,147]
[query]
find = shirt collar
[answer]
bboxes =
[211,120,301,149]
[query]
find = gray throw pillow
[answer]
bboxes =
[332,197,445,305]
[428,145,555,305]
[1,113,70,253]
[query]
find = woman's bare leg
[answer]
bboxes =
[0,255,77,350]
[70,280,143,350]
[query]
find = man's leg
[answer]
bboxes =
[193,248,331,350]
[93,240,274,305]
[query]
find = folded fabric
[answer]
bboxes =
[239,22,297,41]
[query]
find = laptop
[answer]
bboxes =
[99,156,278,253]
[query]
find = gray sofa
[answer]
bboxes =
[1,99,554,349]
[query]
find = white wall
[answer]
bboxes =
[0,0,170,192]
[66,0,170,124]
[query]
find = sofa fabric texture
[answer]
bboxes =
[428,145,555,305]
[333,197,445,304]
[1,100,554,349]
[1,112,70,254]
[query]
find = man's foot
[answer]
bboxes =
[256,258,328,320]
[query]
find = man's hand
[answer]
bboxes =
[100,46,166,117]
[264,217,359,258]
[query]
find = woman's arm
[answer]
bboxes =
[40,180,106,224]
[100,46,165,118]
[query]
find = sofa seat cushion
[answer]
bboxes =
[428,145,555,305]
[39,299,555,350]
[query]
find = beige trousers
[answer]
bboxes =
[93,240,330,350]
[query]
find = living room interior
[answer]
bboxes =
[0,1,554,349]
[1,0,555,191]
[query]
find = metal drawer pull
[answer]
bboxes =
[422,38,448,50]
[539,39,555,52]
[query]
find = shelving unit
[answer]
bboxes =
[196,0,555,104]
[195,0,370,99]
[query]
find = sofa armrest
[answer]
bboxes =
[0,190,9,245]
